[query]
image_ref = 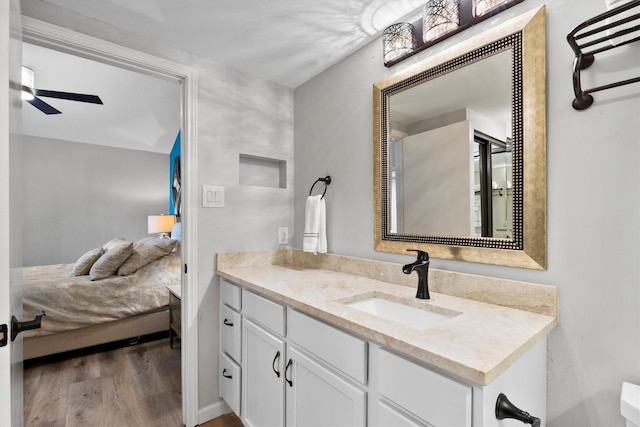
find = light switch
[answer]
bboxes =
[203,185,224,208]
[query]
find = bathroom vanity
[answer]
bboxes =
[216,250,557,427]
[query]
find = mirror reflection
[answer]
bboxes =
[388,50,513,239]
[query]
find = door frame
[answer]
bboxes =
[21,16,200,427]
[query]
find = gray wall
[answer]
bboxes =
[294,1,640,426]
[21,135,170,266]
[194,59,294,410]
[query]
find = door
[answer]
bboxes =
[0,0,23,425]
[285,346,366,427]
[242,318,285,427]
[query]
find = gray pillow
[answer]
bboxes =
[118,237,177,276]
[103,238,127,251]
[89,240,134,280]
[71,246,105,276]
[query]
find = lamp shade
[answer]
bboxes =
[148,214,176,234]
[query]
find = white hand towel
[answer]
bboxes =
[303,195,327,254]
[317,197,327,254]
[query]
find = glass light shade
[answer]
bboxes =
[21,66,35,101]
[383,23,416,65]
[148,214,176,235]
[473,0,511,17]
[423,0,460,43]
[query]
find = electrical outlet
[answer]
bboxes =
[278,227,288,245]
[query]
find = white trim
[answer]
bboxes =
[199,399,232,423]
[21,17,200,427]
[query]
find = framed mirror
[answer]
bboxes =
[373,6,546,269]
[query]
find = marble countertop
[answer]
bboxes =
[216,250,557,386]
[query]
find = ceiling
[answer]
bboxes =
[21,0,424,89]
[22,42,181,153]
[20,0,424,153]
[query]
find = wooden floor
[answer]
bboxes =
[24,336,243,427]
[198,412,243,427]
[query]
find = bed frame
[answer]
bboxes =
[23,309,169,360]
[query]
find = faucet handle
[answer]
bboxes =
[407,249,429,263]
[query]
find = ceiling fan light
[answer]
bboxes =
[21,66,35,101]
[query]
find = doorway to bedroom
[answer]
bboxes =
[20,39,185,425]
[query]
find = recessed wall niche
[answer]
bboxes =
[239,154,287,189]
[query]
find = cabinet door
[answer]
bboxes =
[285,346,366,427]
[242,319,285,427]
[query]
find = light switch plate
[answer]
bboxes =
[203,185,224,208]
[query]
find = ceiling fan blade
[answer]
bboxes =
[27,97,62,115]
[35,89,103,105]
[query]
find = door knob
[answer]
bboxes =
[11,310,45,341]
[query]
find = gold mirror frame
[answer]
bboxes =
[373,6,546,269]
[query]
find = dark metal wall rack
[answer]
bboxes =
[567,0,640,110]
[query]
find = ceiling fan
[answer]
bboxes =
[21,66,103,115]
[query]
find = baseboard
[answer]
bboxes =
[199,399,231,424]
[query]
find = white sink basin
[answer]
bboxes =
[345,297,452,330]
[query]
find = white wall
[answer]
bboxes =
[294,1,640,426]
[21,135,169,266]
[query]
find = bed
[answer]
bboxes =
[22,235,181,359]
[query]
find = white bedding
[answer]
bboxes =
[22,252,181,337]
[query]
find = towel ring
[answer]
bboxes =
[309,176,332,199]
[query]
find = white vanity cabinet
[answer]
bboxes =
[218,278,548,427]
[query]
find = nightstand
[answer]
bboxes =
[168,284,181,348]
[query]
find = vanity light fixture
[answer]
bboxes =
[383,23,417,66]
[148,214,176,239]
[473,0,513,17]
[423,0,460,43]
[21,66,35,101]
[382,0,523,67]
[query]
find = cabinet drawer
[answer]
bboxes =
[374,347,472,427]
[220,304,242,362]
[242,289,285,336]
[219,352,241,416]
[287,309,367,384]
[220,279,241,311]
